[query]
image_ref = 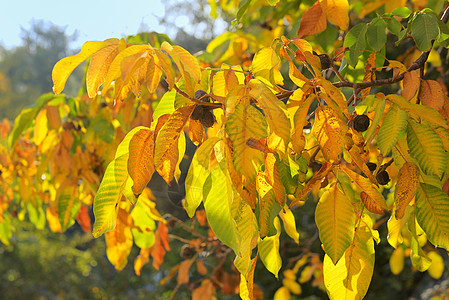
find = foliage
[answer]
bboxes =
[1,0,449,299]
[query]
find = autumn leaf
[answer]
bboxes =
[321,0,349,30]
[105,209,133,271]
[86,38,121,98]
[52,41,110,94]
[154,105,195,184]
[312,106,347,163]
[419,79,445,111]
[226,103,268,181]
[297,0,327,38]
[323,223,375,300]
[259,217,282,278]
[315,185,355,264]
[394,162,419,219]
[128,128,155,196]
[256,171,276,238]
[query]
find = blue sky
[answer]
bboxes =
[0,0,168,49]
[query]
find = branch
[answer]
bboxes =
[334,6,449,91]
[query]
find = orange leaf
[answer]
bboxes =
[52,40,110,94]
[128,128,155,196]
[105,209,134,271]
[196,260,208,275]
[76,205,92,233]
[419,80,445,111]
[297,1,327,38]
[360,191,385,215]
[86,38,120,98]
[46,206,62,233]
[146,55,163,93]
[361,52,377,98]
[193,279,215,300]
[134,247,151,276]
[394,162,419,219]
[401,70,420,102]
[321,0,349,30]
[177,258,195,285]
[154,105,195,184]
[151,222,171,270]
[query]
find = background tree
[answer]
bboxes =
[1,1,449,299]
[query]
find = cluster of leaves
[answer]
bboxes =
[1,0,449,299]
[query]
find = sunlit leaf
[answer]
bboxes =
[57,181,80,232]
[52,41,109,94]
[312,106,347,163]
[407,119,447,177]
[315,185,355,264]
[203,162,240,254]
[427,251,444,279]
[226,103,268,181]
[416,183,449,250]
[279,205,299,244]
[154,105,195,184]
[128,128,155,196]
[377,105,408,156]
[411,12,439,51]
[322,0,349,30]
[323,223,374,300]
[257,171,276,238]
[297,0,327,38]
[184,137,221,217]
[105,209,133,271]
[394,162,419,219]
[259,217,282,278]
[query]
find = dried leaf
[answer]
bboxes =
[394,162,419,219]
[419,79,445,111]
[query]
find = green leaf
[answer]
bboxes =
[0,215,12,246]
[416,183,449,250]
[92,154,128,238]
[184,136,221,217]
[237,0,252,22]
[387,17,403,36]
[258,217,282,278]
[411,13,439,51]
[203,162,240,254]
[407,120,447,177]
[131,201,156,249]
[391,7,412,18]
[377,106,408,155]
[367,18,387,51]
[315,185,355,265]
[437,19,449,47]
[344,23,368,67]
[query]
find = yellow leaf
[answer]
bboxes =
[52,40,109,94]
[297,1,327,38]
[274,286,291,300]
[161,41,201,97]
[318,78,350,119]
[265,154,286,207]
[46,207,62,233]
[312,106,347,163]
[34,108,48,146]
[279,47,308,88]
[389,247,405,275]
[321,0,349,30]
[394,162,419,219]
[154,49,176,90]
[102,45,151,94]
[259,217,282,278]
[280,205,299,244]
[257,171,276,238]
[251,48,284,87]
[427,251,444,279]
[86,38,120,98]
[154,105,195,184]
[128,128,155,196]
[316,185,355,264]
[146,55,163,93]
[419,79,445,111]
[361,52,377,98]
[323,223,375,300]
[291,94,314,153]
[248,80,291,143]
[361,191,385,215]
[134,247,151,276]
[239,256,257,300]
[342,165,389,211]
[105,209,133,271]
[226,103,268,181]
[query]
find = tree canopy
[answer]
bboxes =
[1,0,449,299]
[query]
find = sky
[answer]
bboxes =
[0,0,170,49]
